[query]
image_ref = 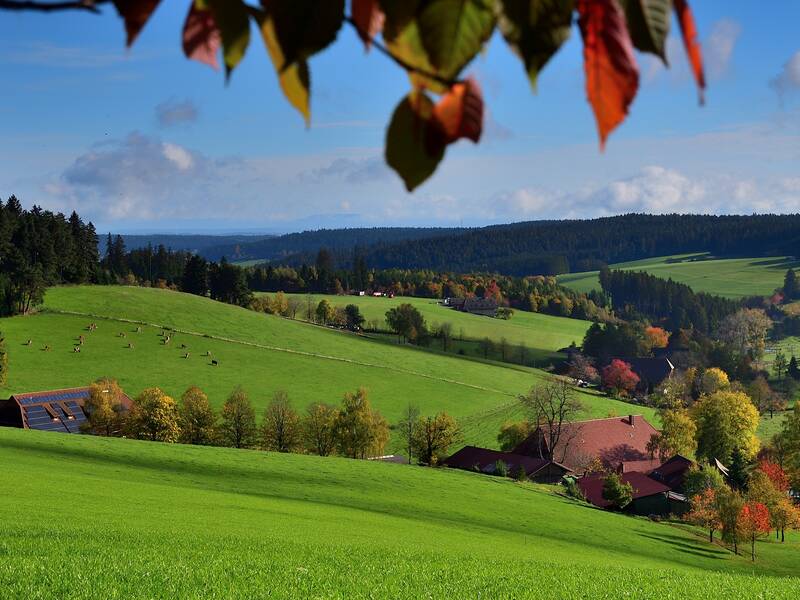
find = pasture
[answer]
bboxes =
[280,292,591,364]
[558,254,796,299]
[1,428,797,599]
[0,286,653,449]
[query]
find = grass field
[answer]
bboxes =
[558,254,797,299]
[280,292,591,364]
[0,286,653,450]
[1,428,798,599]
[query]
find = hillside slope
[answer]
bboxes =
[0,286,652,449]
[0,429,797,599]
[558,254,797,299]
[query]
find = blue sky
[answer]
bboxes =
[1,1,799,233]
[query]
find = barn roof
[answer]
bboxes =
[6,386,131,434]
[621,357,674,385]
[578,472,671,509]
[443,446,570,477]
[513,415,658,473]
[648,455,694,490]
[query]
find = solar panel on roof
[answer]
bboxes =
[16,390,90,406]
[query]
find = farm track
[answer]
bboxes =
[44,308,518,398]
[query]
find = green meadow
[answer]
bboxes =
[558,254,797,299]
[0,286,653,449]
[0,428,797,599]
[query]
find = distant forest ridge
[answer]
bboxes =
[118,214,800,277]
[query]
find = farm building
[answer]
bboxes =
[621,357,674,393]
[443,446,571,483]
[0,386,131,434]
[443,297,498,317]
[577,472,674,516]
[513,415,658,473]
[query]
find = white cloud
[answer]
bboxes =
[705,19,741,79]
[162,143,194,170]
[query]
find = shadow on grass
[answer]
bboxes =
[636,531,729,560]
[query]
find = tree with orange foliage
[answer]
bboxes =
[758,460,790,493]
[770,496,800,543]
[601,359,640,397]
[644,326,669,351]
[739,502,771,561]
[685,488,721,544]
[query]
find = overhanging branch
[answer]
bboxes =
[0,0,109,13]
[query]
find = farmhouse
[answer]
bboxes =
[577,471,673,516]
[443,297,498,317]
[443,446,571,483]
[0,386,131,434]
[622,357,674,393]
[513,415,658,473]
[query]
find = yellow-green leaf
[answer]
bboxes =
[206,0,251,77]
[253,10,311,125]
[385,92,446,191]
[495,0,574,90]
[417,0,495,80]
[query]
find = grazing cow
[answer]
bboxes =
[183,352,190,359]
[26,339,32,346]
[128,342,134,349]
[211,359,218,366]
[136,326,142,333]
[206,350,212,357]
[180,343,187,349]
[43,345,50,352]
[73,346,81,353]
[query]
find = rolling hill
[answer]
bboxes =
[558,254,797,299]
[280,293,591,364]
[0,286,651,450]
[1,428,797,599]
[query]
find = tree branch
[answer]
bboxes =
[0,0,108,13]
[344,16,456,89]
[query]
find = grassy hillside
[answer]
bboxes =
[1,429,797,599]
[0,286,654,449]
[558,254,797,299]
[281,292,591,364]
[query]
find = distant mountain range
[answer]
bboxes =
[119,214,800,276]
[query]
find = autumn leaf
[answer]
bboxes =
[379,0,422,41]
[183,1,221,70]
[495,0,574,91]
[417,0,496,80]
[386,92,447,191]
[618,0,671,62]
[206,0,251,78]
[578,0,639,148]
[433,77,483,143]
[352,0,386,51]
[673,0,705,104]
[113,0,161,47]
[261,0,345,65]
[253,9,311,125]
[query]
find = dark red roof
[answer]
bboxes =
[443,446,569,477]
[618,458,662,474]
[513,415,658,473]
[648,455,694,491]
[577,472,671,508]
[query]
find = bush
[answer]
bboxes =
[494,460,509,477]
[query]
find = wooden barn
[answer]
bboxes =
[0,387,131,434]
[443,445,571,483]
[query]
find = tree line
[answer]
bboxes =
[83,378,462,466]
[0,196,99,316]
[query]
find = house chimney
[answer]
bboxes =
[628,415,636,427]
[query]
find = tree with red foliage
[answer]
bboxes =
[601,359,640,397]
[685,488,721,544]
[758,460,790,493]
[739,502,771,561]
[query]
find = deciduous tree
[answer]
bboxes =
[82,377,128,436]
[691,390,759,463]
[646,408,696,460]
[178,386,216,445]
[333,387,389,459]
[397,402,420,464]
[700,367,729,395]
[261,390,303,452]
[601,359,639,397]
[497,420,532,452]
[303,402,337,457]
[717,309,771,361]
[127,387,181,443]
[685,487,721,543]
[519,378,583,461]
[739,502,770,561]
[602,472,633,510]
[385,303,427,344]
[411,412,462,465]
[218,386,257,449]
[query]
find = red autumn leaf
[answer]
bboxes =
[183,2,221,70]
[433,76,483,144]
[578,0,639,149]
[113,0,162,47]
[352,0,385,51]
[673,0,706,104]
